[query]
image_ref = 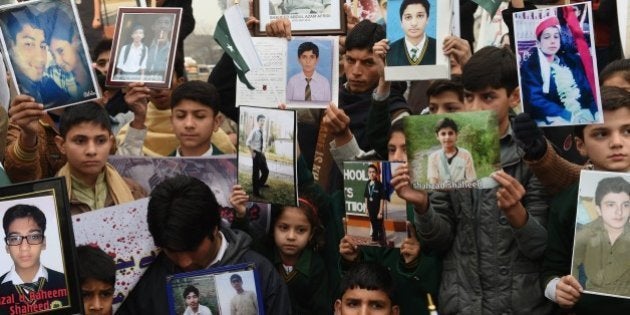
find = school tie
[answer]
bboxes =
[305,77,312,101]
[19,277,45,293]
[410,47,419,63]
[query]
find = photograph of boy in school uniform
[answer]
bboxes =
[286,40,332,104]
[386,0,436,66]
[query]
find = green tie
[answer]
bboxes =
[305,77,312,101]
[410,47,419,63]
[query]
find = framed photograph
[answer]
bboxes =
[75,0,147,50]
[513,3,602,127]
[0,177,82,315]
[347,0,387,25]
[403,110,501,190]
[166,263,265,315]
[237,106,298,206]
[255,0,345,35]
[107,7,182,88]
[236,36,339,109]
[0,0,101,110]
[571,170,630,299]
[343,161,409,247]
[384,0,452,81]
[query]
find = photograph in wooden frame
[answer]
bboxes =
[0,0,101,110]
[255,0,345,36]
[0,177,82,315]
[106,7,182,89]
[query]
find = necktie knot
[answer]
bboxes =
[410,47,419,62]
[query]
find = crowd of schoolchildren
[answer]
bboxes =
[0,0,628,314]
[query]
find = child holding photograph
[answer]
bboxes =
[541,86,630,312]
[54,103,147,214]
[387,0,436,66]
[115,24,148,77]
[426,117,476,185]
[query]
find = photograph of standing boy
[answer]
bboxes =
[245,115,269,198]
[426,117,476,185]
[286,41,332,102]
[115,24,148,78]
[387,0,436,66]
[572,176,630,298]
[0,204,68,312]
[364,164,385,243]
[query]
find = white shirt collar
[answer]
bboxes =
[1,264,48,285]
[405,35,427,57]
[537,48,559,94]
[207,231,228,267]
[176,144,214,157]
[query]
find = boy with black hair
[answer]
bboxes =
[115,24,148,77]
[182,285,211,315]
[392,46,552,314]
[424,77,465,114]
[334,262,400,315]
[54,103,146,214]
[76,245,115,315]
[386,0,435,66]
[116,175,290,315]
[542,86,630,313]
[0,204,68,312]
[169,81,223,156]
[426,117,476,185]
[286,41,331,102]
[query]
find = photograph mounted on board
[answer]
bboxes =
[255,0,344,35]
[404,110,501,190]
[384,0,451,81]
[513,2,602,127]
[166,263,265,315]
[107,6,182,88]
[571,170,630,300]
[346,0,387,25]
[343,161,409,248]
[237,106,298,206]
[0,0,100,110]
[0,177,82,315]
[75,0,147,51]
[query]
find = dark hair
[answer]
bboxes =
[91,38,112,62]
[399,0,430,19]
[338,262,396,303]
[594,177,630,206]
[230,274,242,282]
[147,175,220,251]
[270,199,324,251]
[387,119,405,143]
[298,41,319,58]
[4,7,45,43]
[367,164,379,172]
[256,114,266,122]
[131,24,144,34]
[600,58,630,86]
[183,285,199,299]
[462,46,518,94]
[426,76,464,102]
[49,7,76,44]
[434,117,458,133]
[3,204,46,236]
[171,81,220,114]
[173,53,185,79]
[76,245,115,286]
[59,102,112,138]
[575,86,630,139]
[345,20,385,52]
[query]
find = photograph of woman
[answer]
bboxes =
[517,5,600,126]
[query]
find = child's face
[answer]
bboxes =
[538,27,560,56]
[171,100,219,156]
[334,287,399,315]
[50,38,79,73]
[602,74,630,92]
[55,123,113,184]
[401,4,428,42]
[428,91,464,114]
[273,207,312,262]
[5,217,45,275]
[387,131,406,162]
[436,127,458,151]
[368,168,378,180]
[131,29,144,42]
[597,192,630,233]
[464,87,519,135]
[299,50,318,74]
[184,291,199,310]
[576,107,630,172]
[81,278,114,315]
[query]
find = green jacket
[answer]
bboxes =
[542,183,630,313]
[0,166,10,187]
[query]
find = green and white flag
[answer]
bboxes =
[472,0,505,17]
[214,6,262,90]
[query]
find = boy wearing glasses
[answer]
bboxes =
[0,204,68,312]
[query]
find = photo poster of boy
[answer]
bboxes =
[72,198,157,312]
[107,7,182,88]
[237,106,298,206]
[513,2,603,127]
[342,161,408,248]
[403,110,501,190]
[75,0,148,50]
[0,195,70,314]
[384,0,451,81]
[0,0,101,110]
[166,263,264,315]
[571,170,630,300]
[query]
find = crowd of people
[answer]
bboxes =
[0,0,628,314]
